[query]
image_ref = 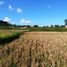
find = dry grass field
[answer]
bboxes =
[0,32,67,67]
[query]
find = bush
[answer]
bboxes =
[0,32,22,45]
[29,27,67,32]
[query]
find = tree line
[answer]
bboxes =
[0,19,67,31]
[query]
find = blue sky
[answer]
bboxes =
[0,0,67,26]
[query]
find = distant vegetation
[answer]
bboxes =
[28,19,67,32]
[0,20,13,29]
[29,25,67,32]
[0,20,31,30]
[0,19,67,32]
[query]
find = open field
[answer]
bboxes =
[0,32,67,67]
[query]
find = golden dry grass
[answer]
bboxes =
[20,32,67,67]
[1,32,67,67]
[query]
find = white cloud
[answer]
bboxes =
[17,8,22,13]
[8,5,13,10]
[0,1,4,5]
[3,17,11,22]
[48,5,51,8]
[3,17,15,24]
[8,5,23,13]
[20,18,31,24]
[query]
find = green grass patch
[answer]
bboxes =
[0,32,23,45]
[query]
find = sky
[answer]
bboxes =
[0,0,67,26]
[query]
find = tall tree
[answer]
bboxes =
[64,19,67,26]
[34,25,38,27]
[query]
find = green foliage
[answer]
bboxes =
[54,25,60,28]
[34,25,38,27]
[29,27,67,32]
[0,32,22,45]
[64,19,67,25]
[50,25,53,28]
[0,20,18,30]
